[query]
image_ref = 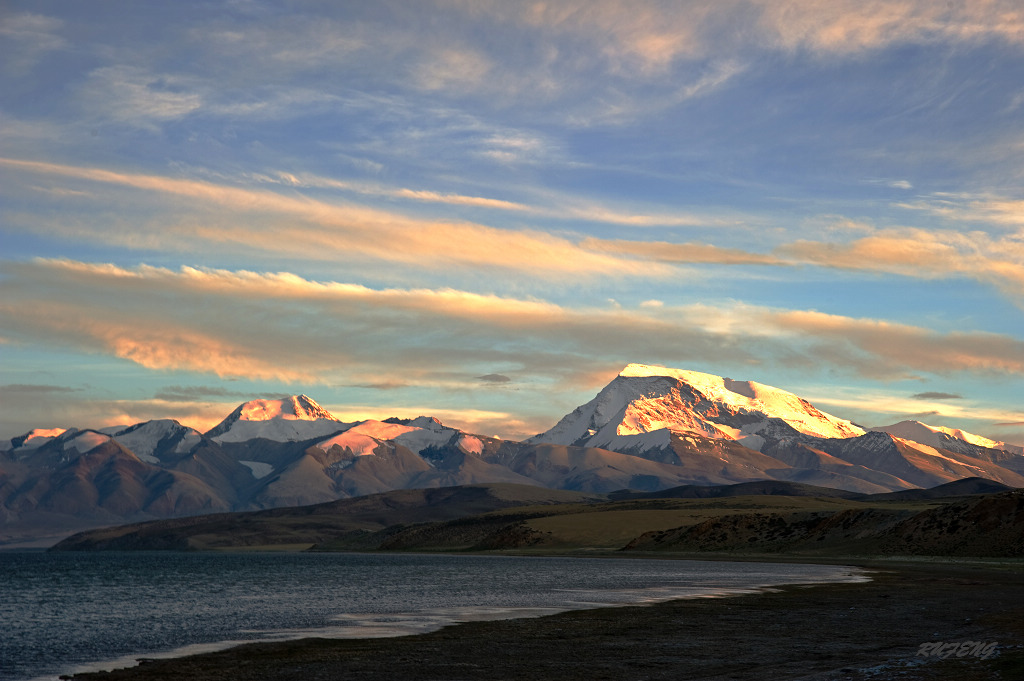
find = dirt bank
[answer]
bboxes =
[67,559,1023,681]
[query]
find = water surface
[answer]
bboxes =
[0,551,867,681]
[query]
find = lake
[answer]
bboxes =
[0,551,868,681]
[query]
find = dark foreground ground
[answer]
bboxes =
[69,558,1023,681]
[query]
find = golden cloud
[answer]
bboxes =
[3,259,1022,391]
[0,158,663,280]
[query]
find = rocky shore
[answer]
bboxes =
[66,558,1022,681]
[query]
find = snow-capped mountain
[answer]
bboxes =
[530,363,864,453]
[110,419,204,464]
[205,395,349,443]
[8,428,70,451]
[3,370,1022,546]
[529,364,1024,493]
[871,420,1024,458]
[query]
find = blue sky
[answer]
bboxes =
[2,1,1022,445]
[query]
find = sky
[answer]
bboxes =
[1,0,1023,446]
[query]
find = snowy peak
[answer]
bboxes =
[532,364,865,451]
[7,427,70,451]
[110,419,204,464]
[235,395,337,422]
[206,395,347,443]
[872,420,1024,457]
[617,364,864,440]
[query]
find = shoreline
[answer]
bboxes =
[63,555,1023,681]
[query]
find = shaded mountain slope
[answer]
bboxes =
[51,483,601,551]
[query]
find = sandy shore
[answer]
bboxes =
[66,557,1023,681]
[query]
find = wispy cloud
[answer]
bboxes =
[755,0,1024,53]
[0,158,662,279]
[762,308,1024,377]
[898,192,1024,228]
[456,1,1024,71]
[151,385,269,402]
[265,169,740,227]
[77,66,202,128]
[413,47,493,91]
[778,228,1024,305]
[583,237,785,265]
[0,13,66,76]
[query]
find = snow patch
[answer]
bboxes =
[316,432,381,457]
[345,420,420,441]
[239,460,274,479]
[736,434,766,451]
[175,433,201,454]
[64,432,110,453]
[394,425,457,455]
[458,435,484,455]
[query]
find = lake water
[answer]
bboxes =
[0,551,868,681]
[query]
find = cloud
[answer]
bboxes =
[268,170,534,212]
[754,0,1024,53]
[459,1,1024,73]
[0,383,79,395]
[898,193,1024,228]
[583,237,785,265]
[0,13,66,76]
[152,385,265,402]
[476,373,512,383]
[761,309,1024,377]
[350,381,410,391]
[0,386,236,439]
[413,47,493,91]
[0,158,663,280]
[910,392,963,400]
[15,159,1019,302]
[78,66,202,128]
[777,228,1024,305]
[805,390,1024,431]
[265,169,735,228]
[3,259,1022,398]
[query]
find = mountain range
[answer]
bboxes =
[3,363,1022,546]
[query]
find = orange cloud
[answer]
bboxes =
[4,259,1021,392]
[764,309,1024,376]
[0,157,664,279]
[755,0,1024,53]
[582,237,785,265]
[778,228,1024,304]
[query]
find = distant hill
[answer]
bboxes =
[608,480,864,501]
[50,483,601,551]
[52,480,1022,559]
